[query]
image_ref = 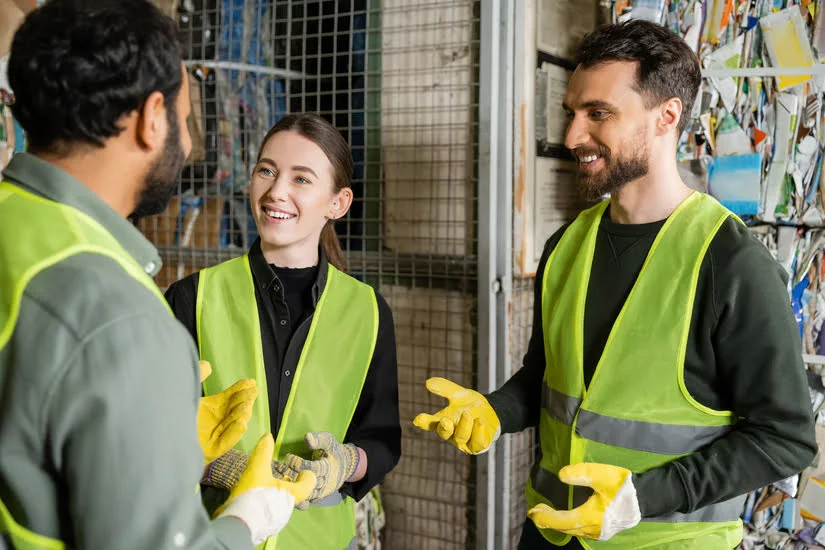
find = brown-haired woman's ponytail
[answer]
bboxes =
[320,220,347,272]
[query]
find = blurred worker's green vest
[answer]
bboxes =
[0,181,169,550]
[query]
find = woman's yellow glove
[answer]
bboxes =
[412,377,500,454]
[215,434,316,516]
[197,360,259,464]
[527,463,641,541]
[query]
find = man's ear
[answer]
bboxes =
[136,91,167,151]
[329,187,353,220]
[656,97,683,137]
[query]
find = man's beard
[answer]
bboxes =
[131,109,186,218]
[575,136,650,202]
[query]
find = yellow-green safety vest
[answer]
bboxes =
[526,192,746,550]
[0,181,170,550]
[197,256,378,550]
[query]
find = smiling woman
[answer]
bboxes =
[164,113,402,550]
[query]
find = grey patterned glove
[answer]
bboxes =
[276,432,360,510]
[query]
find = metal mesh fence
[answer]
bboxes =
[376,3,479,546]
[138,0,482,548]
[507,277,537,550]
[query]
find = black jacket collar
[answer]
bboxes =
[247,238,328,306]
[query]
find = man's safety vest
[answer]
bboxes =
[0,181,169,549]
[197,256,378,550]
[526,192,746,550]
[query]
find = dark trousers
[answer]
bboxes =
[518,520,585,550]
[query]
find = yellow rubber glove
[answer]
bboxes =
[214,434,316,517]
[199,360,213,383]
[280,432,360,506]
[527,463,641,541]
[412,377,500,454]
[197,376,258,464]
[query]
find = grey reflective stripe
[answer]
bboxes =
[312,492,344,507]
[575,409,732,455]
[542,386,582,426]
[344,536,356,550]
[530,463,591,509]
[647,494,746,523]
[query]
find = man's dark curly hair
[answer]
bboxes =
[575,19,701,135]
[8,0,183,154]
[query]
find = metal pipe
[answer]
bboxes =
[701,66,825,78]
[184,60,305,79]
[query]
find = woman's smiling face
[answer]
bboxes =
[250,130,340,258]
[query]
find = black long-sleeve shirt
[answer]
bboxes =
[165,240,402,502]
[488,210,817,549]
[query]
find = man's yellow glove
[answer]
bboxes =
[412,377,500,454]
[527,463,641,541]
[279,432,360,507]
[213,434,316,543]
[197,361,259,464]
[199,360,213,383]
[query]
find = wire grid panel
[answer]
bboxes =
[381,284,475,549]
[380,0,476,258]
[376,1,481,548]
[507,277,537,549]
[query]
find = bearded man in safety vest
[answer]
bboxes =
[414,19,817,550]
[0,1,313,548]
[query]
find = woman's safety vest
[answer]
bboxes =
[197,256,378,550]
